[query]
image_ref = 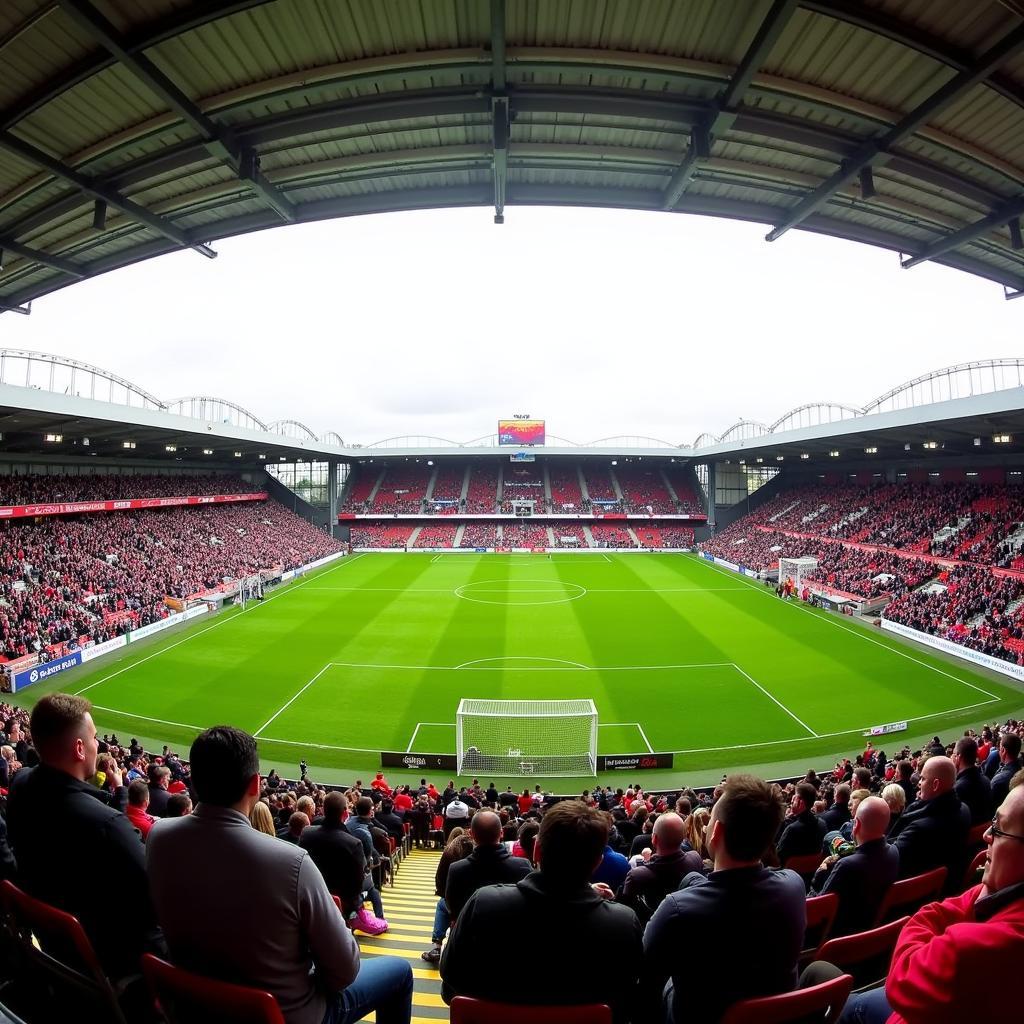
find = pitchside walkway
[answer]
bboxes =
[356,848,446,1022]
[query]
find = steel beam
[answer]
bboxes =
[0,300,31,314]
[0,235,85,277]
[766,22,1024,241]
[1010,217,1023,251]
[57,0,296,223]
[0,130,216,258]
[901,195,1024,269]
[1006,286,1024,300]
[662,0,798,209]
[490,0,508,223]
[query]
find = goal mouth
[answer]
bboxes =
[456,698,599,777]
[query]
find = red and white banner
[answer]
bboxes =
[0,492,267,521]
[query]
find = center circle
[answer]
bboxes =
[454,578,587,606]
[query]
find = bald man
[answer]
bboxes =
[888,755,969,880]
[620,812,704,920]
[809,796,899,935]
[443,810,532,920]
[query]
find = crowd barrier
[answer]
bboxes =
[354,547,694,554]
[880,617,1024,682]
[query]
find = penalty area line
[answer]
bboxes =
[732,664,819,738]
[253,664,332,738]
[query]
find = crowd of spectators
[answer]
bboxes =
[412,524,457,549]
[590,523,635,548]
[349,524,413,548]
[2,698,1021,1024]
[551,523,589,547]
[463,465,499,514]
[366,466,432,514]
[804,547,934,600]
[548,465,584,511]
[0,500,342,662]
[0,472,261,506]
[614,465,678,515]
[458,524,497,548]
[428,466,464,512]
[500,523,549,548]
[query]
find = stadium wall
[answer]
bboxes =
[880,618,1024,683]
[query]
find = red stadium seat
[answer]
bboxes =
[783,851,825,884]
[873,867,946,926]
[801,893,840,965]
[0,879,129,1024]
[141,954,285,1024]
[966,820,989,848]
[720,973,853,1024]
[450,996,611,1024]
[962,848,987,891]
[817,916,910,991]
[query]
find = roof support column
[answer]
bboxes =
[706,463,717,527]
[490,0,508,224]
[328,460,339,538]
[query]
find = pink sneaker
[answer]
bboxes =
[348,907,389,936]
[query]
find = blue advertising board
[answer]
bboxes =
[14,650,83,691]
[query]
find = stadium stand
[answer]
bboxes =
[662,466,704,515]
[429,465,466,513]
[633,526,695,549]
[458,524,497,548]
[589,523,634,548]
[412,524,457,549]
[368,465,432,514]
[339,465,382,513]
[464,465,499,514]
[614,464,677,515]
[550,524,589,548]
[500,523,549,548]
[581,465,619,506]
[499,467,545,514]
[0,501,342,662]
[548,465,585,513]
[0,472,261,504]
[349,524,414,549]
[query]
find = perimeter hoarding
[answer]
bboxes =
[498,420,545,446]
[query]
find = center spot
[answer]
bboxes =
[454,579,587,606]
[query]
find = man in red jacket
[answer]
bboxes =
[834,782,1024,1023]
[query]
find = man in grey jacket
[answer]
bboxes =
[147,726,412,1024]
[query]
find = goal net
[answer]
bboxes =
[238,573,264,608]
[778,557,818,592]
[456,698,598,777]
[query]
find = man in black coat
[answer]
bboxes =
[147,763,171,817]
[810,796,900,935]
[5,694,163,981]
[374,799,406,843]
[298,791,367,914]
[620,812,703,921]
[991,732,1023,809]
[953,737,993,825]
[444,810,531,920]
[888,755,969,880]
[776,782,827,865]
[440,800,642,1021]
[820,784,852,832]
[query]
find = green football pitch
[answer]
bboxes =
[15,552,1024,788]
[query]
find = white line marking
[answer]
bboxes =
[731,663,819,737]
[406,723,421,752]
[73,554,365,697]
[90,706,205,731]
[634,722,655,753]
[304,585,749,593]
[697,558,1000,700]
[328,661,733,671]
[455,657,591,670]
[253,664,332,737]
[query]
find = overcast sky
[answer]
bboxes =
[2,206,1019,446]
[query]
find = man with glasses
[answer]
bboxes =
[831,784,1024,1023]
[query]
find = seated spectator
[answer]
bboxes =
[777,781,827,864]
[282,810,310,844]
[165,791,192,817]
[953,736,994,825]
[146,725,412,1024]
[820,783,852,831]
[441,801,643,1018]
[6,694,162,982]
[824,783,1024,1024]
[880,783,906,829]
[444,810,532,921]
[375,799,405,842]
[992,731,1023,808]
[642,775,806,1024]
[888,755,969,879]
[250,799,277,836]
[592,814,632,892]
[148,764,171,817]
[444,791,470,838]
[620,812,703,921]
[809,796,899,936]
[125,778,157,840]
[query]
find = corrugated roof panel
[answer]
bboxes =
[0,178,77,228]
[933,86,1024,169]
[172,194,269,231]
[128,163,241,208]
[900,133,1024,191]
[873,0,1014,55]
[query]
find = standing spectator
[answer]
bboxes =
[642,775,806,1024]
[146,726,412,1024]
[440,801,642,1019]
[991,732,1023,809]
[444,792,470,839]
[6,694,162,982]
[953,737,994,825]
[147,764,171,817]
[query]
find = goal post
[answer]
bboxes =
[238,573,264,608]
[778,556,818,592]
[456,698,598,777]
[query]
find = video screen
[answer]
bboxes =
[498,419,545,446]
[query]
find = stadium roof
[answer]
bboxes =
[3,0,1024,312]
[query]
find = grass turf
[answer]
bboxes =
[13,552,1024,789]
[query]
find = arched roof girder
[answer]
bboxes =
[320,431,345,446]
[267,418,317,441]
[864,358,1024,414]
[165,395,268,431]
[587,435,678,448]
[768,403,865,433]
[718,420,770,442]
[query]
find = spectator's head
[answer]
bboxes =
[651,811,686,854]
[355,795,374,818]
[791,782,818,816]
[296,795,316,820]
[29,694,97,781]
[851,796,890,845]
[127,778,150,809]
[251,801,278,836]
[954,737,979,772]
[535,800,609,885]
[675,796,692,817]
[881,783,907,817]
[708,775,785,867]
[917,756,956,802]
[897,760,914,781]
[189,726,260,811]
[1001,732,1022,765]
[516,819,540,864]
[469,810,502,847]
[853,766,872,790]
[166,793,192,817]
[323,791,348,825]
[984,784,1024,894]
[833,783,851,807]
[149,764,170,790]
[288,811,309,838]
